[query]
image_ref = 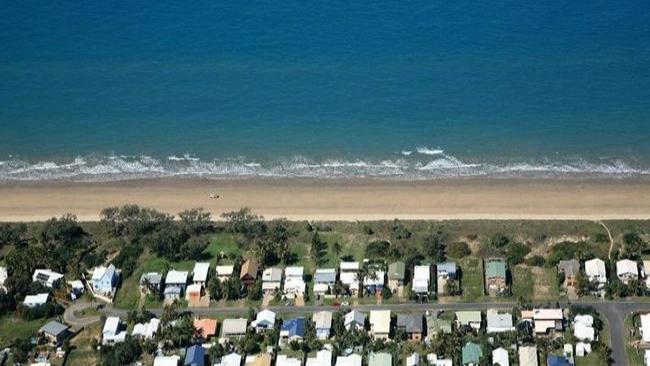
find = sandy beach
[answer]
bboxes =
[0,177,649,222]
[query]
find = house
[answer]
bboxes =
[240,259,258,287]
[193,318,217,340]
[280,317,306,342]
[412,265,431,294]
[643,261,650,288]
[102,317,127,345]
[221,318,248,339]
[275,355,301,366]
[436,262,458,295]
[584,258,607,293]
[335,354,362,366]
[313,311,332,340]
[426,312,452,340]
[68,280,85,299]
[462,342,483,365]
[215,353,242,366]
[645,350,650,366]
[427,354,453,366]
[492,347,509,366]
[575,342,591,357]
[616,259,638,284]
[251,309,276,332]
[368,352,392,366]
[363,268,386,295]
[486,309,514,333]
[215,265,235,282]
[406,353,420,366]
[557,260,580,291]
[340,261,361,295]
[90,264,119,296]
[532,308,564,334]
[485,259,507,294]
[244,354,272,366]
[305,350,332,366]
[132,318,160,339]
[154,356,180,366]
[314,268,336,296]
[396,314,424,342]
[518,346,538,366]
[573,314,595,342]
[388,261,405,290]
[546,355,572,366]
[38,321,70,346]
[369,310,391,340]
[186,284,202,301]
[262,267,282,294]
[23,293,49,308]
[192,262,210,286]
[140,272,162,294]
[0,266,7,291]
[32,269,64,288]
[456,311,482,330]
[184,344,205,366]
[284,266,306,298]
[639,313,650,342]
[345,309,365,330]
[164,270,189,300]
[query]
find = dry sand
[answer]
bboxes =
[0,177,649,222]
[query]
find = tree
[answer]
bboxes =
[0,223,27,248]
[221,208,266,239]
[179,208,212,235]
[208,277,223,301]
[365,240,390,259]
[391,220,411,240]
[311,232,327,265]
[422,233,446,262]
[332,241,342,259]
[506,242,530,265]
[180,237,209,260]
[100,205,173,238]
[447,242,471,258]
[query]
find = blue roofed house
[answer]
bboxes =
[90,264,119,297]
[280,317,306,344]
[547,354,572,366]
[184,344,205,366]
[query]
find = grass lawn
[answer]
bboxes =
[0,315,49,347]
[459,257,484,301]
[511,265,534,300]
[205,233,241,264]
[65,323,101,366]
[625,313,645,366]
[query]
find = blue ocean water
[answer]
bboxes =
[1,1,649,180]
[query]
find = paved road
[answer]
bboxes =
[97,299,650,365]
[63,300,102,330]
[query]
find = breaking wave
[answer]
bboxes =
[0,151,648,181]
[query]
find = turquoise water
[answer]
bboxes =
[1,1,650,180]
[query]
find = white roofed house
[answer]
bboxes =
[584,258,607,294]
[283,266,306,298]
[32,269,64,288]
[345,309,366,330]
[276,355,302,366]
[616,259,638,285]
[164,270,189,300]
[313,268,336,296]
[412,265,431,295]
[216,265,235,282]
[23,293,49,308]
[251,309,276,332]
[335,354,362,366]
[643,260,650,289]
[532,308,564,335]
[363,267,386,296]
[262,267,282,294]
[486,309,515,333]
[518,345,538,366]
[0,266,7,292]
[192,262,210,286]
[216,353,242,366]
[369,310,391,340]
[131,318,160,340]
[306,350,332,366]
[221,318,248,339]
[313,311,332,340]
[340,261,361,295]
[573,314,595,342]
[640,313,650,343]
[102,317,127,345]
[90,264,119,297]
[492,347,509,366]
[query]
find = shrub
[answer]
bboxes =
[447,242,471,258]
[525,255,546,267]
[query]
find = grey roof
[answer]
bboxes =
[557,260,580,277]
[396,314,423,333]
[140,272,162,285]
[314,269,336,283]
[40,321,69,336]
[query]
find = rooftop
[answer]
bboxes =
[166,270,189,285]
[485,260,506,279]
[193,262,210,282]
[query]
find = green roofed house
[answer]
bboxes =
[456,310,482,330]
[426,313,452,341]
[388,261,406,290]
[368,352,392,366]
[462,342,483,365]
[485,259,507,295]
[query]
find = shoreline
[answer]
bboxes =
[1,176,649,222]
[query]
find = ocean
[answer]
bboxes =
[1,1,649,181]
